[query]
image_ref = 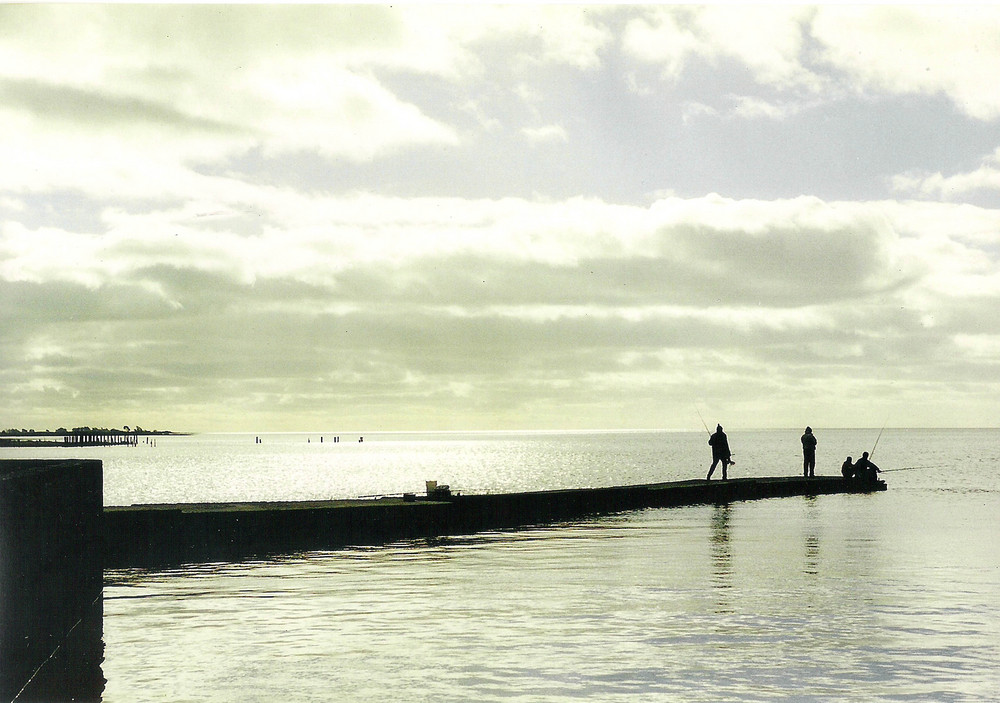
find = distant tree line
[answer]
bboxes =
[0,426,181,437]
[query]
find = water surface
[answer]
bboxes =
[7,429,998,701]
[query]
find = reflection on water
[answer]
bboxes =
[709,503,733,614]
[85,430,1000,702]
[803,533,820,576]
[101,490,1000,703]
[803,496,820,576]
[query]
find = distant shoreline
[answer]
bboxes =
[0,429,190,448]
[0,431,189,437]
[0,438,72,447]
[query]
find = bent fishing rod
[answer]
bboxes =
[869,418,889,459]
[695,407,711,436]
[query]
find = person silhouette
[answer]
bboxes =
[841,456,855,480]
[801,427,817,477]
[706,424,733,480]
[853,451,881,482]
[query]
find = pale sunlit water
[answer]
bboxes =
[4,429,998,701]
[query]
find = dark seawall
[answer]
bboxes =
[1,459,884,701]
[104,476,885,569]
[1,460,104,703]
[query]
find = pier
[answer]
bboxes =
[63,431,138,447]
[2,458,885,700]
[0,428,179,448]
[104,475,885,569]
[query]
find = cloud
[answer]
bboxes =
[812,6,1000,121]
[2,5,1000,430]
[245,63,460,160]
[622,6,820,89]
[522,124,569,144]
[0,77,238,134]
[2,191,930,310]
[4,189,999,428]
[729,96,804,121]
[622,6,1000,121]
[892,148,1000,200]
[0,5,463,205]
[424,5,612,71]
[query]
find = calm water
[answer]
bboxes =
[6,429,999,701]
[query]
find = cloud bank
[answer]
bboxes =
[2,5,999,431]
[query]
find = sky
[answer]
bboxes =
[2,4,1000,433]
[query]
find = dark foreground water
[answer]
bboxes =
[7,429,999,701]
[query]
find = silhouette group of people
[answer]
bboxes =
[841,451,882,483]
[704,425,884,483]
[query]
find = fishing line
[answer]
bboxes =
[881,465,944,473]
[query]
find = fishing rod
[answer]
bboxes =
[869,418,888,459]
[696,408,736,463]
[695,407,711,436]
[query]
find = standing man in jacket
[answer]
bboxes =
[801,426,817,477]
[707,424,733,481]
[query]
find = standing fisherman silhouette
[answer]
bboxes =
[706,424,733,481]
[801,426,817,477]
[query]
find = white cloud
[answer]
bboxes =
[433,5,611,71]
[0,4,623,213]
[246,63,459,159]
[892,148,1000,199]
[729,96,799,120]
[812,6,1000,120]
[0,195,24,212]
[622,9,699,79]
[4,190,1000,430]
[953,334,1000,359]
[522,124,569,144]
[680,101,718,124]
[623,6,819,89]
[3,5,1000,430]
[4,190,992,318]
[622,6,1000,121]
[0,4,465,203]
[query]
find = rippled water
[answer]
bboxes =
[7,429,998,701]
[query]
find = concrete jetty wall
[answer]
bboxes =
[0,460,104,703]
[103,499,455,568]
[104,476,884,569]
[0,461,884,699]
